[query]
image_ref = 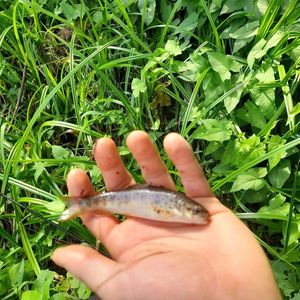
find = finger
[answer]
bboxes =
[67,169,118,243]
[67,168,95,197]
[52,245,121,296]
[94,137,135,191]
[163,133,213,198]
[126,131,175,190]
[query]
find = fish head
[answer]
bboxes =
[174,197,210,224]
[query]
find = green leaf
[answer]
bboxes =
[269,194,286,209]
[21,291,41,300]
[268,135,286,170]
[160,0,173,23]
[224,81,244,113]
[258,194,290,216]
[273,262,300,297]
[52,145,70,159]
[92,11,103,23]
[32,270,55,300]
[220,19,246,39]
[247,38,267,68]
[291,293,300,300]
[34,162,45,182]
[207,52,242,81]
[236,101,266,129]
[9,260,25,288]
[228,21,260,53]
[178,52,209,82]
[255,0,268,17]
[243,188,269,203]
[264,30,285,51]
[67,272,91,299]
[191,119,232,141]
[203,70,226,104]
[138,0,156,25]
[221,0,248,14]
[229,21,259,39]
[290,45,300,62]
[233,36,253,53]
[289,103,300,118]
[174,12,199,40]
[212,0,223,8]
[89,165,101,186]
[55,0,87,22]
[250,64,275,119]
[131,78,147,98]
[44,198,65,214]
[151,119,160,131]
[283,221,300,246]
[220,135,266,169]
[268,160,291,188]
[165,40,182,56]
[205,141,224,155]
[231,167,267,192]
[51,293,66,300]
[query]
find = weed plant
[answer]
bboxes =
[0,0,299,298]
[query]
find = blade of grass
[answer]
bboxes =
[12,2,28,65]
[256,0,282,42]
[284,161,299,253]
[158,0,182,48]
[254,234,296,268]
[0,227,18,247]
[0,173,58,201]
[180,68,209,135]
[13,190,41,276]
[278,64,295,131]
[19,0,93,42]
[113,0,134,31]
[0,25,13,47]
[199,0,223,52]
[110,14,152,53]
[1,37,121,201]
[1,193,95,248]
[268,0,298,38]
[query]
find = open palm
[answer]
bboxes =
[53,131,280,300]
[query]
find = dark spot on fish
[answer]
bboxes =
[116,171,120,175]
[152,206,172,218]
[155,208,161,214]
[141,165,145,169]
[80,189,85,196]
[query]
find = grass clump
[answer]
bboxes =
[0,0,299,298]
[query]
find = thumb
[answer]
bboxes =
[52,245,120,295]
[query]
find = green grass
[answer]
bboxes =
[0,0,299,298]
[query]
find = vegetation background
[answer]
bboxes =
[0,0,299,299]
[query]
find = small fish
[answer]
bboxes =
[60,185,210,225]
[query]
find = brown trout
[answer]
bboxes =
[60,185,210,224]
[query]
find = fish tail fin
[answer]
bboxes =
[59,205,81,221]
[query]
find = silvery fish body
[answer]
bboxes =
[60,185,210,225]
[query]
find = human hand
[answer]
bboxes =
[52,131,281,300]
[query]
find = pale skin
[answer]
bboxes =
[52,131,282,300]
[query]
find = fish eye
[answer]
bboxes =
[192,207,202,215]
